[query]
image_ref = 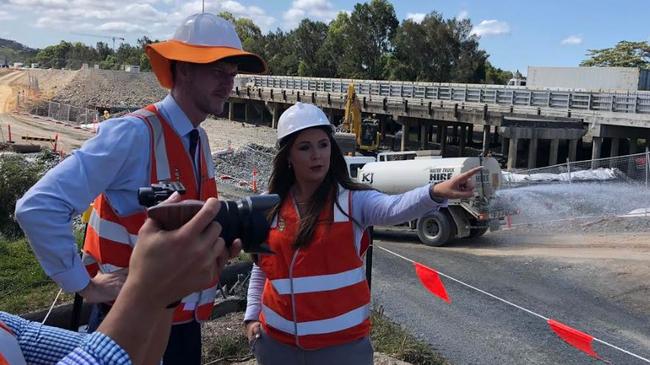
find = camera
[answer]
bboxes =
[138,182,278,254]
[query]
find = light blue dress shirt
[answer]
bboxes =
[15,95,211,293]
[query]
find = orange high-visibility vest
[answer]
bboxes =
[82,104,219,323]
[258,187,371,350]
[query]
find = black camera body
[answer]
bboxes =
[138,182,278,254]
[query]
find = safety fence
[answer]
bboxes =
[213,143,275,194]
[496,152,650,229]
[503,152,650,188]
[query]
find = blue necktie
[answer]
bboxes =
[188,129,200,189]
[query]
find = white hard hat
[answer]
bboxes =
[146,13,266,89]
[277,102,333,142]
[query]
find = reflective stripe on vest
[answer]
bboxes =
[87,209,138,247]
[262,303,370,336]
[130,108,171,181]
[270,266,365,295]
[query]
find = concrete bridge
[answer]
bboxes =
[227,75,650,170]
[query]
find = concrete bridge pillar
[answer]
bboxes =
[628,138,638,172]
[271,103,280,129]
[549,139,560,166]
[482,125,490,155]
[609,137,620,167]
[610,138,620,157]
[436,123,443,143]
[591,137,603,168]
[592,137,603,160]
[568,139,578,162]
[507,138,518,170]
[467,124,474,145]
[459,125,467,156]
[400,119,408,151]
[629,138,638,155]
[420,122,427,150]
[452,125,459,144]
[244,102,251,123]
[440,124,448,156]
[528,138,538,169]
[228,102,235,121]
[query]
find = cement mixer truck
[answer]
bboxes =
[346,153,507,246]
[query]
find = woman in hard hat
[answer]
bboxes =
[244,102,480,364]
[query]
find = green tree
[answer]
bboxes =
[260,29,300,75]
[388,12,486,83]
[319,12,352,78]
[292,19,329,76]
[484,62,513,84]
[96,41,113,61]
[342,0,399,79]
[581,41,650,68]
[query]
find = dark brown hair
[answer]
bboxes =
[267,126,371,249]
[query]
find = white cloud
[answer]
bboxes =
[471,19,510,37]
[0,10,15,20]
[5,0,278,41]
[456,10,469,21]
[283,0,340,29]
[561,35,583,45]
[406,12,426,23]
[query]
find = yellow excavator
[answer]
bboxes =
[338,83,381,154]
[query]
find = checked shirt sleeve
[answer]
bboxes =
[57,331,131,365]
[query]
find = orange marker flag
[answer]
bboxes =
[414,262,451,303]
[547,319,600,359]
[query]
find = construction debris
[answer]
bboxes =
[213,143,276,193]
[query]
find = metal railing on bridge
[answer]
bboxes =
[239,75,650,114]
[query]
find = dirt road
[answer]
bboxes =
[0,70,92,152]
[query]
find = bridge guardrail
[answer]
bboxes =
[240,75,650,114]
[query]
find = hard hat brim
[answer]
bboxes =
[146,40,267,89]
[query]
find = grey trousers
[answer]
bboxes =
[251,328,373,365]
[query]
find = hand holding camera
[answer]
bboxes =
[138,182,278,254]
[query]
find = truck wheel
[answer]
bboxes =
[416,211,452,246]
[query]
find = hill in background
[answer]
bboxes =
[0,38,37,65]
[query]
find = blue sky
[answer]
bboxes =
[0,0,648,75]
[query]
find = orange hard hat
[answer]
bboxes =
[146,13,267,89]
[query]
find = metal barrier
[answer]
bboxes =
[239,75,650,114]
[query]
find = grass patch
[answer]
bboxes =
[372,307,447,365]
[0,236,72,314]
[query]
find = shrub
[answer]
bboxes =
[0,151,59,238]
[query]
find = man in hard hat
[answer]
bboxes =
[15,12,266,365]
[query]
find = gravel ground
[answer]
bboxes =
[50,69,166,108]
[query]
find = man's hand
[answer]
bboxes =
[127,197,241,305]
[78,269,128,303]
[432,166,483,200]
